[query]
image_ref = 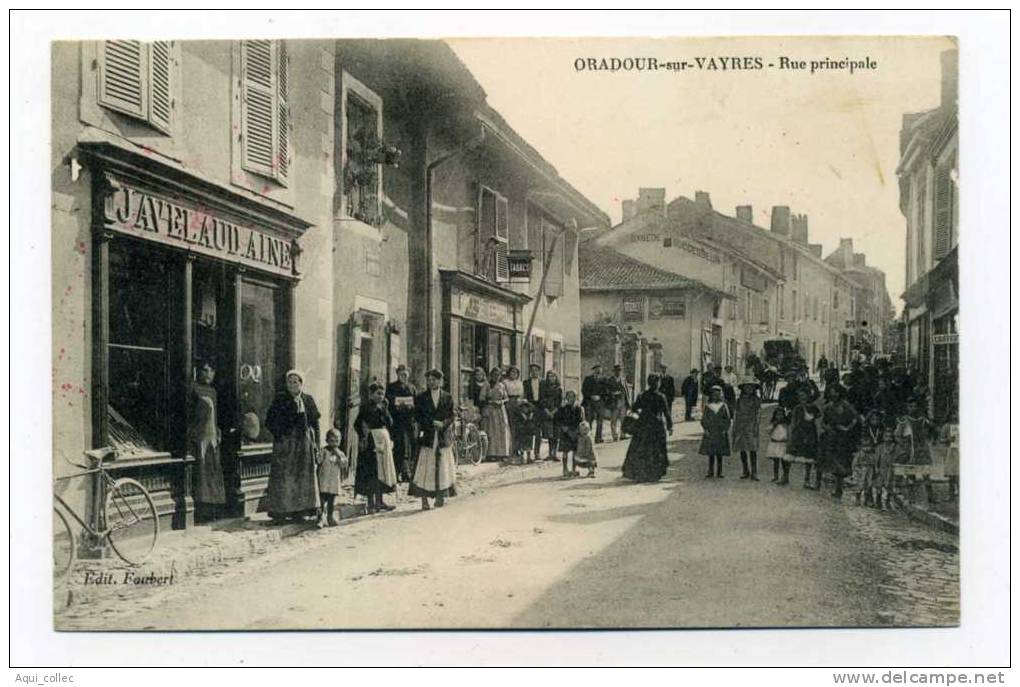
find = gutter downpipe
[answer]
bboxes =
[424,126,486,369]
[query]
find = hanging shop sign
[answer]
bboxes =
[507,250,533,283]
[101,176,298,278]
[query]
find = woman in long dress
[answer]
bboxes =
[699,385,731,479]
[354,382,398,513]
[482,367,513,462]
[820,383,860,499]
[503,366,524,462]
[189,359,226,521]
[622,374,673,483]
[261,370,321,523]
[409,368,457,510]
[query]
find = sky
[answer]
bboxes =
[449,36,955,309]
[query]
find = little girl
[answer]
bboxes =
[554,390,585,478]
[515,400,540,464]
[853,411,884,507]
[573,421,598,478]
[316,428,348,528]
[699,386,731,479]
[766,405,791,484]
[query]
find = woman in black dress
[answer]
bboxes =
[261,370,321,523]
[621,374,673,483]
[354,383,398,513]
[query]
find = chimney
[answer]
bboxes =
[791,213,809,244]
[694,191,712,209]
[735,205,753,223]
[840,238,854,263]
[770,206,791,237]
[621,199,637,221]
[941,49,958,111]
[636,187,666,217]
[809,244,823,258]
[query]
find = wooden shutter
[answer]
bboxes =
[545,219,564,297]
[933,164,953,259]
[241,40,277,178]
[495,195,509,282]
[276,41,290,184]
[99,40,147,119]
[477,186,496,278]
[148,41,173,134]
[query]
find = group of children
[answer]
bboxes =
[698,375,943,509]
[513,389,598,479]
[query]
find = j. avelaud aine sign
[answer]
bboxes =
[102,177,298,278]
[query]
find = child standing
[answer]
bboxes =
[553,390,585,478]
[515,400,540,464]
[731,377,762,481]
[788,387,822,489]
[317,428,348,528]
[699,385,732,478]
[766,405,791,484]
[874,423,898,510]
[573,421,598,478]
[853,411,884,507]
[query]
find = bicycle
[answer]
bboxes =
[451,405,487,466]
[53,447,160,583]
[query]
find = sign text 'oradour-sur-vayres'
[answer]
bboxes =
[103,178,297,278]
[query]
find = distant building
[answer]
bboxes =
[578,241,730,388]
[897,48,959,421]
[824,238,895,359]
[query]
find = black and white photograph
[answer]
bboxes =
[10,8,1010,670]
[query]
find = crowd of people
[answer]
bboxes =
[681,356,958,509]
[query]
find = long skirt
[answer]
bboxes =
[621,420,669,482]
[355,429,397,497]
[260,430,319,517]
[191,440,226,504]
[408,443,458,498]
[482,404,512,459]
[820,430,856,477]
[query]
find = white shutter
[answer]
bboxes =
[933,164,953,259]
[148,41,173,134]
[495,194,509,282]
[276,41,290,184]
[241,40,277,178]
[99,40,147,119]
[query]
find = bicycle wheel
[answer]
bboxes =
[105,478,159,566]
[53,507,75,583]
[465,424,485,466]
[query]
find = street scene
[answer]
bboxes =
[50,35,960,631]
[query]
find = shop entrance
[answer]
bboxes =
[456,320,515,402]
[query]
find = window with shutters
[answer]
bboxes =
[933,159,955,260]
[543,217,565,298]
[476,185,509,282]
[97,40,175,135]
[239,40,290,186]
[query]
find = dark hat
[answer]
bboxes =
[613,364,622,371]
[395,364,409,373]
[591,363,602,369]
[424,368,444,380]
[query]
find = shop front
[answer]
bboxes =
[929,248,958,422]
[83,143,309,530]
[440,270,529,405]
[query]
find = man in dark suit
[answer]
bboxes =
[385,364,418,482]
[523,363,543,405]
[659,364,677,423]
[581,363,607,443]
[411,369,456,510]
[606,364,631,441]
[680,368,700,421]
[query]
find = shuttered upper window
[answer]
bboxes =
[239,40,290,185]
[98,40,175,135]
[477,186,510,282]
[543,217,565,298]
[933,158,956,260]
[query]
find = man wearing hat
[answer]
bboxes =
[659,364,677,424]
[680,368,700,421]
[386,364,418,483]
[581,363,607,443]
[606,364,632,441]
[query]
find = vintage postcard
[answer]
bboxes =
[50,34,961,632]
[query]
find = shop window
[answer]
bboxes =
[239,279,288,444]
[477,186,510,282]
[240,40,290,185]
[662,298,685,318]
[98,40,175,135]
[459,321,476,403]
[107,245,172,455]
[622,297,644,322]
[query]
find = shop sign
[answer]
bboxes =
[453,287,516,330]
[507,250,533,283]
[102,177,297,278]
[740,267,767,292]
[932,333,958,345]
